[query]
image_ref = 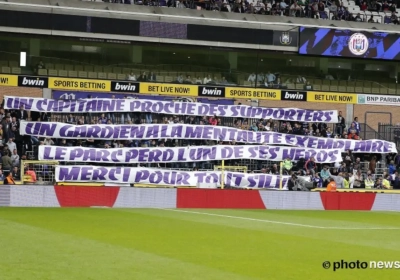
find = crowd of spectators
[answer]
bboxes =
[1,95,396,189]
[93,0,400,25]
[286,152,400,191]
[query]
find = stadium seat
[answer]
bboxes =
[107,73,117,80]
[98,72,107,79]
[117,73,126,80]
[78,71,88,78]
[88,72,98,79]
[68,71,78,77]
[11,67,21,74]
[38,69,48,76]
[58,70,68,77]
[48,69,58,76]
[1,66,11,73]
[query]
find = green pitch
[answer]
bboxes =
[0,208,399,280]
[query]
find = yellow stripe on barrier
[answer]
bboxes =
[56,182,105,187]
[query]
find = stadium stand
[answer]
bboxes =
[83,0,400,25]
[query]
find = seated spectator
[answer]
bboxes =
[203,75,212,84]
[194,77,202,84]
[208,115,218,126]
[220,77,228,84]
[329,1,338,14]
[43,137,55,146]
[347,122,359,135]
[36,60,45,74]
[12,166,20,181]
[348,130,359,140]
[265,71,276,85]
[353,13,363,22]
[390,12,399,24]
[296,75,306,84]
[137,72,147,81]
[382,174,392,189]
[11,149,19,167]
[304,157,316,175]
[148,71,156,82]
[127,72,136,81]
[320,165,331,187]
[3,172,15,185]
[248,73,256,83]
[375,177,383,189]
[184,75,193,84]
[368,15,375,23]
[290,1,302,17]
[0,170,3,181]
[326,178,337,192]
[24,165,37,182]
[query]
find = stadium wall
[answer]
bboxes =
[2,186,400,211]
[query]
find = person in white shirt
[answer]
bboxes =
[248,73,256,82]
[43,137,54,146]
[6,139,16,154]
[280,0,288,9]
[127,72,136,81]
[11,149,19,167]
[266,71,276,84]
[203,75,212,84]
[296,75,307,83]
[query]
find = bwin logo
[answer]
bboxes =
[22,77,45,86]
[285,92,304,100]
[202,87,222,95]
[115,83,136,91]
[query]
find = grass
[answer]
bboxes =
[0,208,400,280]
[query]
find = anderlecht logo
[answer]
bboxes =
[348,33,369,56]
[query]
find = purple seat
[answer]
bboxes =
[384,16,392,24]
[319,11,328,19]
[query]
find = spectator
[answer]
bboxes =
[36,60,45,74]
[375,178,384,189]
[390,12,399,24]
[265,71,276,85]
[320,165,331,187]
[25,165,37,183]
[43,137,55,146]
[185,75,193,84]
[360,2,368,10]
[353,170,363,188]
[247,73,256,83]
[303,81,313,90]
[382,174,392,189]
[137,72,147,81]
[352,117,361,133]
[3,172,15,185]
[148,71,156,82]
[16,105,28,121]
[336,111,346,136]
[127,72,136,81]
[364,174,375,189]
[368,15,375,23]
[203,75,212,84]
[0,170,3,181]
[296,75,306,83]
[326,178,337,192]
[11,149,19,167]
[304,157,316,175]
[12,166,20,181]
[369,156,377,174]
[331,173,345,188]
[6,138,16,153]
[2,151,12,172]
[388,160,396,175]
[282,157,293,174]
